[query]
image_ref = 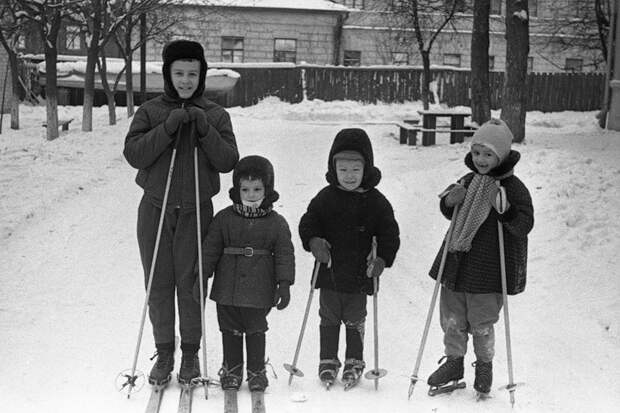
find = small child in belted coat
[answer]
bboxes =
[194,155,295,393]
[426,119,534,396]
[298,128,400,386]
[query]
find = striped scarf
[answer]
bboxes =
[232,203,272,218]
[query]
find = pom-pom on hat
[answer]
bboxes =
[161,39,208,100]
[229,155,280,208]
[470,118,514,162]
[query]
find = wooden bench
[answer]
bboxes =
[42,118,74,131]
[397,119,420,146]
[418,110,472,145]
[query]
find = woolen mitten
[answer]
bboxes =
[309,237,331,263]
[444,183,467,207]
[274,281,291,310]
[366,257,385,278]
[164,108,189,135]
[188,107,210,136]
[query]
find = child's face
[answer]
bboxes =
[170,59,200,99]
[335,159,364,191]
[239,178,265,203]
[471,143,500,175]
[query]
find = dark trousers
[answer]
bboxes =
[319,289,367,362]
[217,304,269,374]
[137,196,213,349]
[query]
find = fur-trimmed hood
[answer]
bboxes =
[229,155,280,208]
[325,128,381,189]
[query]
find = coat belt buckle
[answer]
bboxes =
[243,247,254,257]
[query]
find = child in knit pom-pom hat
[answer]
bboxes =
[426,118,534,396]
[194,155,295,392]
[123,39,239,385]
[298,128,400,386]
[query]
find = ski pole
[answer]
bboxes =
[364,237,387,390]
[284,260,321,385]
[192,122,211,400]
[124,105,185,398]
[408,203,460,400]
[495,183,517,407]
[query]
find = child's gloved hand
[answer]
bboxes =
[164,108,190,135]
[187,107,210,136]
[274,281,291,310]
[443,183,467,207]
[309,237,331,263]
[489,185,510,213]
[366,257,385,278]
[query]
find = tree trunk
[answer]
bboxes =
[501,0,529,143]
[421,50,431,109]
[9,50,20,129]
[471,0,491,125]
[106,89,117,125]
[82,48,98,132]
[125,31,135,117]
[44,49,59,140]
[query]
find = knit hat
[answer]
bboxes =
[229,155,280,207]
[161,39,208,100]
[333,150,365,164]
[326,128,381,189]
[470,118,514,162]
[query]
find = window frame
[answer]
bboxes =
[221,36,244,63]
[65,25,81,51]
[274,38,297,63]
[443,53,461,68]
[343,50,362,67]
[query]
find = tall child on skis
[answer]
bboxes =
[298,128,400,388]
[426,119,534,397]
[194,155,295,393]
[123,39,239,386]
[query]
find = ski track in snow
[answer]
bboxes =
[0,101,619,412]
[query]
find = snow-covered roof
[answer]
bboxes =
[176,0,348,12]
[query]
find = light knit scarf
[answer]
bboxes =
[448,174,496,252]
[232,203,272,218]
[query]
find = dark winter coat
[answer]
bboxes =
[429,151,534,295]
[299,128,400,295]
[204,206,295,308]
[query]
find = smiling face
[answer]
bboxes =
[239,177,265,206]
[335,158,364,191]
[471,143,500,175]
[170,59,200,99]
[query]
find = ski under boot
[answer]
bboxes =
[148,350,174,385]
[219,364,243,391]
[427,356,465,396]
[473,360,493,400]
[178,351,200,384]
[247,368,269,392]
[342,359,365,391]
[318,359,340,389]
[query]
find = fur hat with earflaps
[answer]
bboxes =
[229,155,280,208]
[325,128,381,189]
[161,39,208,100]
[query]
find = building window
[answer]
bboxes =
[344,50,361,67]
[529,0,537,18]
[489,55,495,70]
[443,53,461,67]
[343,0,365,9]
[490,0,502,15]
[565,58,583,72]
[274,38,296,63]
[392,52,409,66]
[221,37,244,63]
[527,56,534,72]
[65,25,81,50]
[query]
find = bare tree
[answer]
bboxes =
[15,0,74,140]
[540,0,611,71]
[0,1,27,130]
[501,0,529,143]
[387,0,463,109]
[470,0,491,125]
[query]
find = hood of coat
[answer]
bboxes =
[161,40,208,101]
[229,155,280,208]
[325,128,381,189]
[465,149,521,178]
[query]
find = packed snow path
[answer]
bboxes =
[0,102,619,412]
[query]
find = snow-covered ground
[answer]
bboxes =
[0,98,619,413]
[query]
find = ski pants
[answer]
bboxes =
[137,196,213,350]
[439,285,503,363]
[319,289,367,362]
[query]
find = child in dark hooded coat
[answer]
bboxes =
[298,128,400,385]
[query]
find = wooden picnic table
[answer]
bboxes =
[417,109,472,146]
